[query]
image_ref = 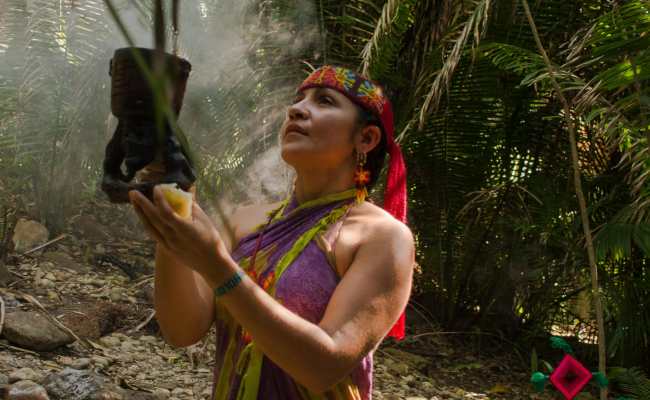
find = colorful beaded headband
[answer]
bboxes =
[298,66,388,129]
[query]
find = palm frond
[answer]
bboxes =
[594,52,650,92]
[593,219,650,261]
[571,1,650,223]
[480,42,547,81]
[417,0,491,129]
[613,367,650,400]
[589,1,650,58]
[359,0,415,77]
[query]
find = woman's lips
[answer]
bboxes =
[285,123,308,136]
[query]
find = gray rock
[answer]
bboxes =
[72,215,109,243]
[38,278,55,288]
[0,373,8,384]
[70,358,91,370]
[38,262,55,271]
[99,335,121,348]
[109,288,122,302]
[118,389,159,400]
[2,311,74,351]
[9,368,43,383]
[151,388,170,399]
[41,251,88,272]
[119,340,136,352]
[139,335,157,344]
[90,356,111,369]
[91,390,123,400]
[171,388,191,396]
[7,379,50,400]
[95,244,105,255]
[12,219,49,253]
[43,368,157,400]
[43,368,107,400]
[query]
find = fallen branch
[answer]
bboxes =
[129,309,156,334]
[9,270,27,280]
[0,341,40,356]
[22,234,67,256]
[130,275,154,290]
[18,291,91,350]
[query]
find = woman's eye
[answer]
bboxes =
[319,96,333,105]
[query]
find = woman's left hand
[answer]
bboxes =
[128,186,227,280]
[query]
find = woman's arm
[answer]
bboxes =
[135,188,240,347]
[211,218,415,394]
[153,244,217,347]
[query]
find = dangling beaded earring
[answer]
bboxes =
[354,150,370,204]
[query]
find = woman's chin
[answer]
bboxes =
[280,145,315,166]
[280,146,300,164]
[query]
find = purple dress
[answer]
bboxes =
[211,193,373,400]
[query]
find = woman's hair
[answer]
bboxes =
[355,107,387,191]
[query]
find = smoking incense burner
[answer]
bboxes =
[101,47,195,203]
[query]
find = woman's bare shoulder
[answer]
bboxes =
[229,201,284,244]
[350,201,415,272]
[352,201,412,238]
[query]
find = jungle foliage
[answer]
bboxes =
[322,0,650,372]
[0,0,649,379]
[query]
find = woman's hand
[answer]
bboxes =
[128,186,228,281]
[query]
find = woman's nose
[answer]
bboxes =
[287,101,309,120]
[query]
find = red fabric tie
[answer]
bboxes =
[381,102,407,341]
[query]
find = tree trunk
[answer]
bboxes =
[521,2,607,399]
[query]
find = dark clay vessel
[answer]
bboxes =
[101,47,196,203]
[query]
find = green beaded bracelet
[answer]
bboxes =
[214,270,244,298]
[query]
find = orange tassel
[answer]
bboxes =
[261,271,275,291]
[355,186,368,204]
[354,158,370,204]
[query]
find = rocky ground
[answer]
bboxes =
[0,197,558,399]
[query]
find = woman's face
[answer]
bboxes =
[280,87,358,169]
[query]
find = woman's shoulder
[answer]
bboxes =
[351,200,413,241]
[229,201,285,244]
[352,202,415,280]
[332,200,413,268]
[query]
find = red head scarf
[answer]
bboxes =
[298,66,408,340]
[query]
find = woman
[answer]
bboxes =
[129,66,415,399]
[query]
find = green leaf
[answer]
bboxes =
[531,372,548,392]
[550,336,574,354]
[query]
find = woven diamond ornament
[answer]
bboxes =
[549,354,593,400]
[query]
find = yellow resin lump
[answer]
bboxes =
[158,183,193,219]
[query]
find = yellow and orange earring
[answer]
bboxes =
[354,151,370,204]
